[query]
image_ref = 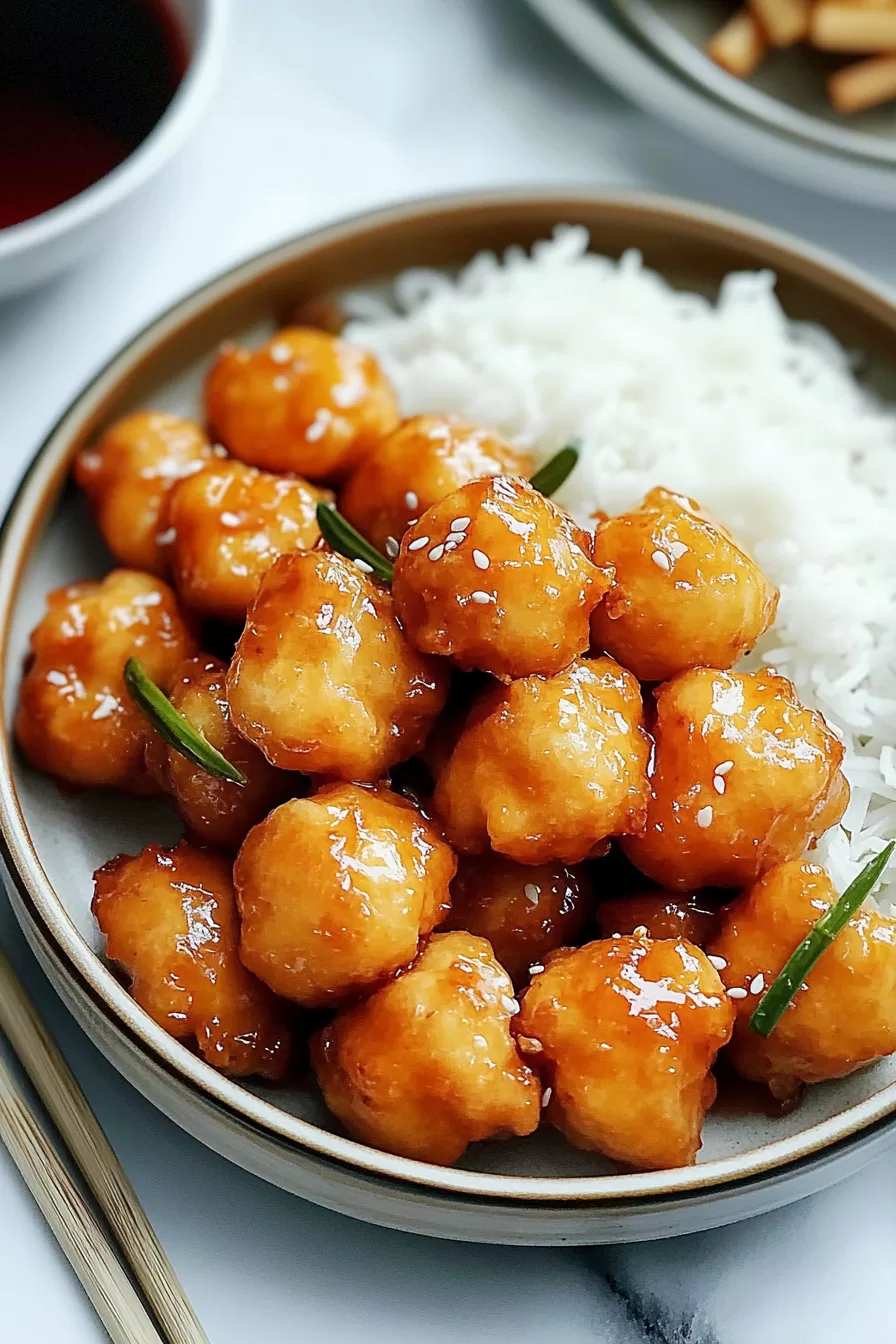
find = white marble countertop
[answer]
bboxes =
[1,2,895,1340]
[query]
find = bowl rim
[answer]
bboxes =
[0,0,230,262]
[612,0,896,167]
[3,185,896,1203]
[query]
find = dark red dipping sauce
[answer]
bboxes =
[0,0,188,230]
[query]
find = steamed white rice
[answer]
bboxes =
[345,227,896,902]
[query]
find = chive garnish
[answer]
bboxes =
[315,502,394,583]
[528,442,580,497]
[749,841,895,1039]
[123,657,248,785]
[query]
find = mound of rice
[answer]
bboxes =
[345,226,896,901]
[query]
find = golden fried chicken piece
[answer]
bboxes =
[226,549,448,781]
[16,570,197,794]
[164,459,330,622]
[205,327,398,481]
[234,784,456,1007]
[623,668,848,891]
[434,657,651,864]
[312,931,540,1163]
[591,487,779,682]
[93,840,292,1079]
[596,888,720,947]
[442,854,593,986]
[710,860,896,1094]
[74,412,215,576]
[517,936,734,1169]
[392,475,611,682]
[339,415,534,555]
[145,654,292,851]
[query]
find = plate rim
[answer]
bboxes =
[3,185,896,1203]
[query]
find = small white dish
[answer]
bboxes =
[614,0,896,166]
[0,0,228,300]
[524,0,896,206]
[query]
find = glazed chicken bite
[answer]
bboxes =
[392,475,611,681]
[623,668,848,891]
[93,840,292,1079]
[591,487,779,682]
[226,549,448,781]
[312,931,540,1163]
[596,888,720,947]
[434,657,651,864]
[517,936,734,1169]
[442,854,593,986]
[234,784,456,1007]
[710,860,896,1095]
[74,412,215,576]
[145,654,292,851]
[164,459,330,622]
[205,327,399,480]
[16,570,197,793]
[339,415,534,555]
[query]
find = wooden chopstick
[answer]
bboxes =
[0,945,209,1344]
[0,1052,164,1344]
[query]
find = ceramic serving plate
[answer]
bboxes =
[612,0,896,165]
[3,190,896,1243]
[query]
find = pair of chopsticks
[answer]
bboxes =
[0,943,209,1344]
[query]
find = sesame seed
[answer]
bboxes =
[444,539,459,551]
[219,511,241,527]
[749,974,765,996]
[353,558,374,574]
[269,341,292,363]
[541,1087,552,1109]
[529,964,545,975]
[155,527,177,545]
[471,590,494,604]
[272,374,289,392]
[696,805,713,828]
[524,883,540,905]
[632,925,648,938]
[517,1035,543,1054]
[428,544,445,561]
[651,549,671,571]
[713,775,726,795]
[715,760,734,775]
[501,994,520,1015]
[451,516,471,530]
[448,529,467,542]
[727,986,748,1000]
[472,549,490,570]
[405,491,418,510]
[708,955,727,971]
[407,536,429,552]
[385,537,399,558]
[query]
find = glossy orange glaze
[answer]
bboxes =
[234,784,456,1008]
[93,840,292,1080]
[392,475,611,682]
[15,570,197,794]
[591,487,779,682]
[145,654,293,851]
[204,327,399,480]
[226,549,448,781]
[312,931,540,1164]
[164,459,331,622]
[623,668,849,891]
[434,656,651,864]
[442,854,593,986]
[517,936,734,1169]
[339,415,534,554]
[710,860,896,1091]
[597,889,721,947]
[74,412,214,576]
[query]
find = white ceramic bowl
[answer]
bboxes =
[0,0,228,300]
[525,0,896,206]
[2,190,896,1242]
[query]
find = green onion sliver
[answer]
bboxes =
[749,841,895,1039]
[315,502,394,583]
[528,442,580,498]
[123,657,247,785]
